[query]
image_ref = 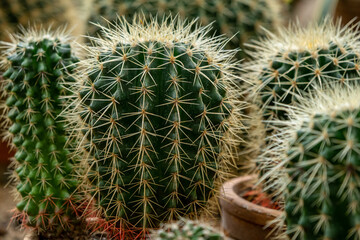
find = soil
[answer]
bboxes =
[242,188,281,210]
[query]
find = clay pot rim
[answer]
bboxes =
[220,175,282,226]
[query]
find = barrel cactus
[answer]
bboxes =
[0,0,86,42]
[247,19,360,132]
[261,85,360,239]
[67,16,242,238]
[0,28,84,238]
[151,219,225,240]
[87,0,281,59]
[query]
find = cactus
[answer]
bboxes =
[0,28,84,238]
[151,219,225,240]
[87,0,281,59]
[247,19,360,132]
[67,16,242,239]
[260,85,360,239]
[0,0,86,42]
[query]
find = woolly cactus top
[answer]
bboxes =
[67,16,243,238]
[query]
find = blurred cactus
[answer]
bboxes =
[67,16,242,239]
[0,28,84,238]
[0,0,88,42]
[151,219,225,240]
[87,0,281,59]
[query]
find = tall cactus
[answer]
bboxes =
[0,28,84,238]
[261,85,360,239]
[87,0,281,59]
[67,16,242,239]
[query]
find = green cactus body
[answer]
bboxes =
[0,0,85,42]
[0,29,81,236]
[70,16,240,238]
[151,219,225,240]
[261,86,360,239]
[285,108,360,239]
[88,0,280,59]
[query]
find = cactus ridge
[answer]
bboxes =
[87,0,281,59]
[0,27,82,236]
[259,84,360,240]
[67,16,243,238]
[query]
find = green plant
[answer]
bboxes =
[0,28,83,238]
[87,0,281,59]
[151,219,225,240]
[261,85,360,239]
[67,16,242,239]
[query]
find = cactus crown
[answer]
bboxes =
[259,84,360,240]
[0,27,82,237]
[151,218,225,240]
[67,15,242,238]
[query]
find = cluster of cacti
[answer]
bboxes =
[0,28,84,238]
[66,16,242,239]
[261,85,360,239]
[0,0,86,42]
[151,219,225,240]
[87,0,281,59]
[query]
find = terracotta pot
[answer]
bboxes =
[220,175,282,240]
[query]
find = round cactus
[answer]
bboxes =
[87,0,281,59]
[0,28,84,238]
[260,84,360,240]
[247,19,360,133]
[67,16,242,239]
[151,219,225,240]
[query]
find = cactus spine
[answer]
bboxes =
[68,16,242,238]
[0,28,82,237]
[151,219,225,240]
[87,0,281,59]
[261,85,360,239]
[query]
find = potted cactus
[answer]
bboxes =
[0,27,87,239]
[65,15,243,239]
[260,84,360,239]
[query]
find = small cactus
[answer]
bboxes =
[151,219,225,240]
[260,84,360,239]
[67,16,242,239]
[87,0,281,59]
[0,28,83,237]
